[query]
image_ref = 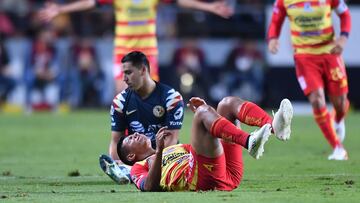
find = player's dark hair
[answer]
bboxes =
[121,51,150,72]
[117,136,136,166]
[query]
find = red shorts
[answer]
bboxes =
[294,54,348,96]
[190,141,244,191]
[113,54,159,81]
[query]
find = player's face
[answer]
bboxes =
[122,62,144,91]
[123,132,152,155]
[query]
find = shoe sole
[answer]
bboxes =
[253,124,272,159]
[279,99,293,141]
[99,155,131,184]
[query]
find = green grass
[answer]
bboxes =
[0,110,360,202]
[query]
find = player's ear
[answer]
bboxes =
[127,153,136,162]
[140,65,147,75]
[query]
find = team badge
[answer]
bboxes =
[153,105,165,118]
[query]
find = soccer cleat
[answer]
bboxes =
[334,119,346,143]
[99,154,131,184]
[248,124,272,159]
[272,98,293,141]
[328,146,348,161]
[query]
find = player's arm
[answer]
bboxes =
[164,129,179,148]
[39,0,97,22]
[109,93,128,162]
[143,127,167,191]
[267,0,286,54]
[109,131,126,161]
[331,0,351,55]
[176,0,234,19]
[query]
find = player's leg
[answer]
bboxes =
[190,99,271,159]
[324,54,349,160]
[220,96,293,141]
[295,55,344,159]
[216,97,244,188]
[329,94,349,142]
[190,103,270,191]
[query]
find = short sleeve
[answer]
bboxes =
[164,89,184,130]
[131,162,149,191]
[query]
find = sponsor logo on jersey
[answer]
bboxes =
[129,121,145,133]
[153,105,165,118]
[174,107,183,120]
[169,121,182,126]
[126,109,137,115]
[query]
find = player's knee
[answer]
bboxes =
[218,96,244,113]
[309,92,325,108]
[194,105,215,120]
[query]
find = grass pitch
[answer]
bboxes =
[0,110,359,202]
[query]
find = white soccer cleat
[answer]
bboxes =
[272,98,293,141]
[99,154,131,184]
[334,119,346,143]
[248,124,272,159]
[328,146,348,161]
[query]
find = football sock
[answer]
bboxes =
[335,99,349,123]
[210,117,250,149]
[237,101,273,129]
[313,107,340,148]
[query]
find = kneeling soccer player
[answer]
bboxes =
[117,96,293,191]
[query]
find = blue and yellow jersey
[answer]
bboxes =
[110,82,184,148]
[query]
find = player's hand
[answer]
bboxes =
[38,2,61,22]
[208,1,235,19]
[187,97,207,113]
[331,35,347,55]
[268,38,279,54]
[155,127,168,153]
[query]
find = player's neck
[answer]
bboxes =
[137,78,156,99]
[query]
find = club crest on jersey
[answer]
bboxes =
[304,2,313,12]
[153,105,165,118]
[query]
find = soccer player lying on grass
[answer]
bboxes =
[117,96,293,191]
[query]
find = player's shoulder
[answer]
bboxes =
[112,89,132,113]
[157,83,183,110]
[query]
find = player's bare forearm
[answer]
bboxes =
[58,0,96,14]
[177,0,234,18]
[164,129,179,148]
[108,131,124,161]
[39,0,96,22]
[143,152,162,191]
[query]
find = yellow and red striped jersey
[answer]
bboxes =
[131,144,198,191]
[268,0,351,55]
[97,0,172,56]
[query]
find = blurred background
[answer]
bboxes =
[1,0,360,114]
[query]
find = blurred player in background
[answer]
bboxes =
[39,0,234,93]
[100,51,184,184]
[267,0,351,160]
[117,96,293,191]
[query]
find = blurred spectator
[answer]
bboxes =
[173,38,211,102]
[25,27,60,112]
[0,35,16,106]
[210,40,264,103]
[69,37,104,108]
